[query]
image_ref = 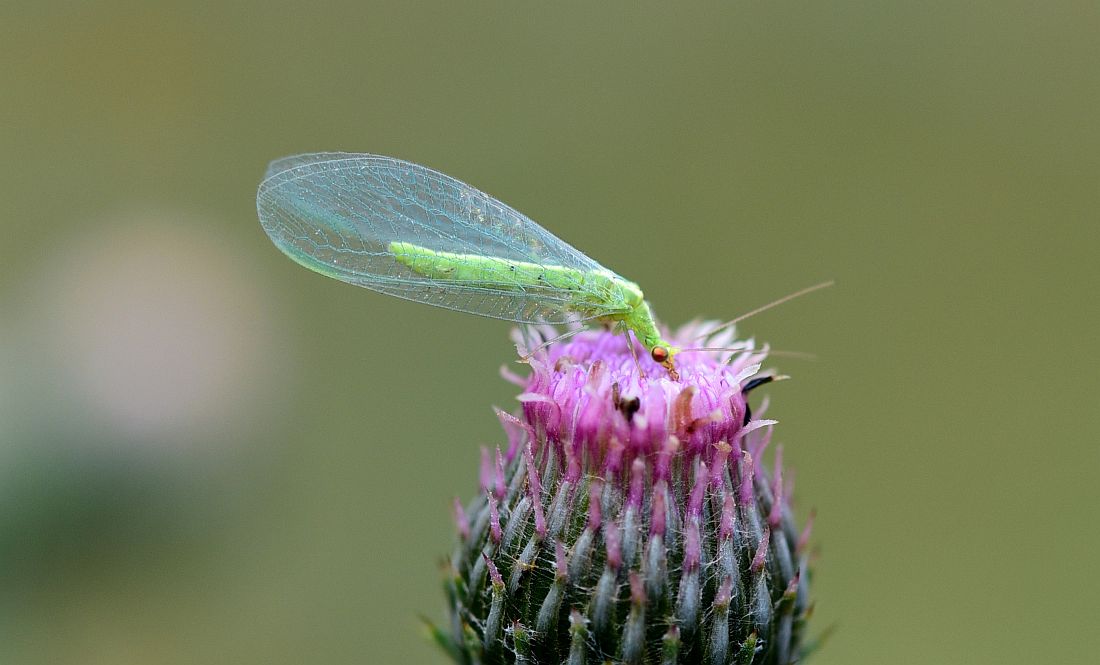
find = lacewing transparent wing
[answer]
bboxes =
[256,153,632,324]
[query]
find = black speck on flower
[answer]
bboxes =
[432,324,815,665]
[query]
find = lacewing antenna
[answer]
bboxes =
[677,347,818,361]
[697,280,834,341]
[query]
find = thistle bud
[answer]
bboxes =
[433,326,814,664]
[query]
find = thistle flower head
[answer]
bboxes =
[435,324,814,665]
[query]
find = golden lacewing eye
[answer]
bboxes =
[650,346,669,363]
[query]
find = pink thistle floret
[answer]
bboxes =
[518,324,773,485]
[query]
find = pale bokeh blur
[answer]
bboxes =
[1,3,1097,664]
[24,211,280,444]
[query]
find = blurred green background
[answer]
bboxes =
[2,2,1096,663]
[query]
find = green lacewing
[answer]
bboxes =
[257,153,683,376]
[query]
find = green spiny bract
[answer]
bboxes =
[433,325,815,664]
